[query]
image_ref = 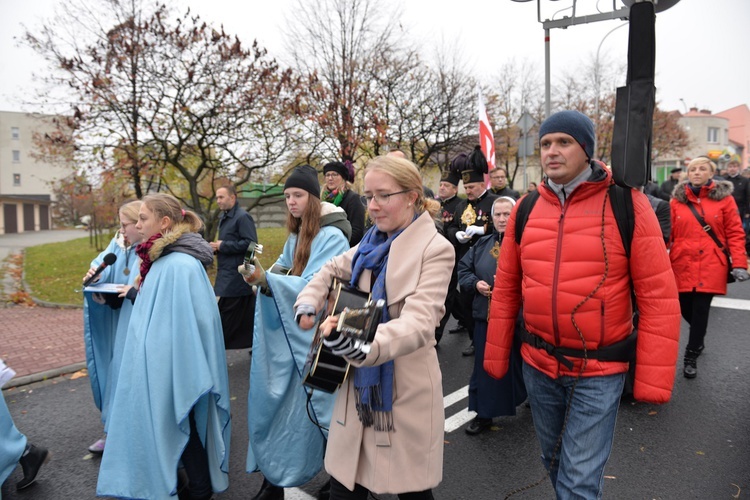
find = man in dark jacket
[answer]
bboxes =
[724,159,750,250]
[210,185,258,349]
[489,167,520,199]
[658,167,682,201]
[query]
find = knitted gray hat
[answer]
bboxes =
[539,110,595,159]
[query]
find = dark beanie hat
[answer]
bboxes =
[323,161,353,182]
[670,167,682,174]
[539,110,595,160]
[284,165,320,198]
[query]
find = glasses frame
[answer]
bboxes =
[360,189,412,206]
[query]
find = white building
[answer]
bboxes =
[0,111,70,234]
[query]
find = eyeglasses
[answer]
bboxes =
[324,173,341,179]
[360,190,411,206]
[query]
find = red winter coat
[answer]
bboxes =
[484,165,681,404]
[669,180,748,295]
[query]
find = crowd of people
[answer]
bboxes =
[2,109,749,499]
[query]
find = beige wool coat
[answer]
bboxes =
[295,211,454,494]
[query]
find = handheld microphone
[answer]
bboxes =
[83,253,117,287]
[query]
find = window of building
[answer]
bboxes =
[13,174,21,186]
[707,127,719,143]
[11,127,20,140]
[12,150,20,163]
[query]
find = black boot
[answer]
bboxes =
[252,477,284,500]
[16,444,50,490]
[683,348,700,379]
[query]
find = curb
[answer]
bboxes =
[3,362,87,389]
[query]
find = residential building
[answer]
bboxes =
[0,111,70,234]
[716,104,750,170]
[653,107,747,182]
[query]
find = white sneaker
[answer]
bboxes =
[88,436,106,454]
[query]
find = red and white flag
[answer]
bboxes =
[478,89,496,187]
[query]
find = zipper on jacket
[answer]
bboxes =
[551,207,566,347]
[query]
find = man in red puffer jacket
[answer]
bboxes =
[484,110,680,499]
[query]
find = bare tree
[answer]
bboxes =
[25,0,163,199]
[488,59,543,188]
[285,0,406,162]
[25,1,306,239]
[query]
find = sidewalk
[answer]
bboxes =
[0,306,84,386]
[1,229,89,388]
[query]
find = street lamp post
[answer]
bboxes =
[594,23,627,157]
[513,0,681,118]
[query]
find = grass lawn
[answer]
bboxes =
[23,227,289,306]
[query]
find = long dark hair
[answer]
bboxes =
[285,195,322,276]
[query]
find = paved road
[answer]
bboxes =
[2,286,750,499]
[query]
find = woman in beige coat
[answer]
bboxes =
[295,155,454,499]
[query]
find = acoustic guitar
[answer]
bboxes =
[302,279,384,393]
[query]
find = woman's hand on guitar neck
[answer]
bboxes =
[319,315,340,338]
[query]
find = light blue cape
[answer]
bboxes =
[83,235,138,425]
[97,252,231,500]
[247,225,349,487]
[0,394,26,487]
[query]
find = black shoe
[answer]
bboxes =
[683,349,699,379]
[449,325,467,334]
[462,343,475,356]
[465,417,493,435]
[252,478,284,500]
[16,444,50,490]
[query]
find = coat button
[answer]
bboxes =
[699,250,703,254]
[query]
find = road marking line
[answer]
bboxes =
[445,407,476,433]
[287,488,315,499]
[712,297,750,311]
[443,385,469,408]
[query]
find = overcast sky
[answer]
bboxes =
[1,0,748,116]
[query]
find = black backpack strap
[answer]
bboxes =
[608,184,635,259]
[514,190,541,245]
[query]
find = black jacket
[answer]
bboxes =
[446,190,498,261]
[490,186,520,200]
[724,174,750,218]
[214,203,258,297]
[338,189,365,246]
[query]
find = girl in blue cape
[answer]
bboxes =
[97,194,231,500]
[81,200,142,455]
[1,359,49,492]
[240,164,351,500]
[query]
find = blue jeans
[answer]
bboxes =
[523,362,625,500]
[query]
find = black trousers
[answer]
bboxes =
[329,477,434,500]
[180,410,212,499]
[678,291,715,351]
